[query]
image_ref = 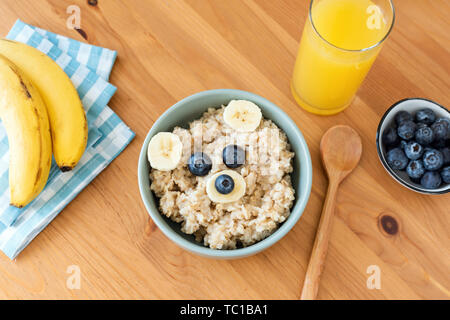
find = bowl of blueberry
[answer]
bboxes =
[376,98,449,194]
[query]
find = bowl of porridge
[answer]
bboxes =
[138,89,312,259]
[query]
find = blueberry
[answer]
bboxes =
[416,122,428,129]
[215,174,234,194]
[404,141,423,160]
[400,140,408,150]
[437,117,450,131]
[383,127,399,147]
[406,160,425,180]
[188,152,212,176]
[395,111,413,125]
[415,125,434,145]
[397,121,416,140]
[415,108,436,125]
[422,149,444,171]
[386,147,408,170]
[441,166,450,184]
[431,118,449,141]
[222,145,245,168]
[420,171,442,189]
[440,147,450,165]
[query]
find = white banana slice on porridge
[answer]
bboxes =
[147,132,183,171]
[206,170,246,203]
[223,100,262,132]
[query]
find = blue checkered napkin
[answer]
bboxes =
[29,24,117,81]
[0,20,135,259]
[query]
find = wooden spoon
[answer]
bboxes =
[300,125,362,300]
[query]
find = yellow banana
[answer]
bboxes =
[0,54,52,208]
[0,39,87,171]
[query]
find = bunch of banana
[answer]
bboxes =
[0,39,87,208]
[0,39,87,171]
[0,55,52,208]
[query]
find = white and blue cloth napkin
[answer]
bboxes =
[0,20,135,259]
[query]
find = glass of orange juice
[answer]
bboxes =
[291,0,395,115]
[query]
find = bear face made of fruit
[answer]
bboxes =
[147,100,263,203]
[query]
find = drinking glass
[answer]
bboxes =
[291,0,395,115]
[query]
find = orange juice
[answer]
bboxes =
[291,0,393,115]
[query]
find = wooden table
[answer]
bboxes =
[0,0,448,300]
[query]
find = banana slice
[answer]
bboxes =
[148,132,183,171]
[206,170,246,203]
[223,100,262,132]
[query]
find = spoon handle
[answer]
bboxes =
[300,180,339,300]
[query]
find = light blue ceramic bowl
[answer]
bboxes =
[138,89,312,259]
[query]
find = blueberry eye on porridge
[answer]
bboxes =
[215,174,235,194]
[206,170,246,204]
[222,144,245,168]
[188,152,212,176]
[148,100,295,249]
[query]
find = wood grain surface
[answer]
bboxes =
[0,0,448,299]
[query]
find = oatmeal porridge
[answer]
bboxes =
[148,100,295,249]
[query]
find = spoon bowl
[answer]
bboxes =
[320,125,362,180]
